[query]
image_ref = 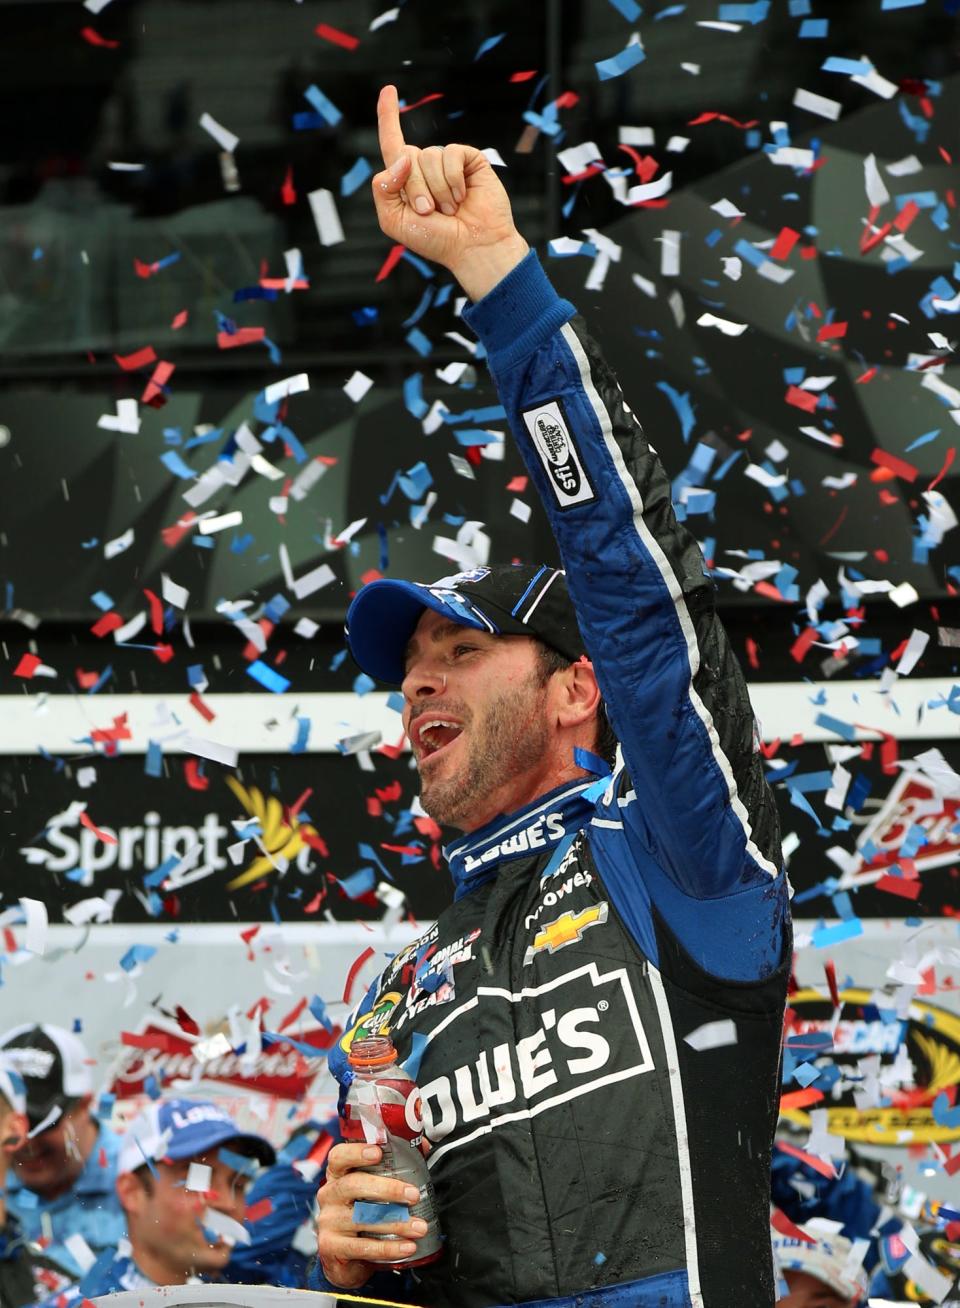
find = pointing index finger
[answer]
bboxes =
[377,84,406,169]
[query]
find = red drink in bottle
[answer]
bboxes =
[341,1035,443,1268]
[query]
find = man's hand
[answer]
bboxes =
[371,84,529,301]
[316,1142,428,1290]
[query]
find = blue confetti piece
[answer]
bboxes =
[230,533,254,554]
[247,660,291,694]
[144,739,163,778]
[403,372,429,420]
[339,868,377,900]
[406,328,432,357]
[218,1146,260,1177]
[594,1251,608,1266]
[931,1092,960,1128]
[308,994,336,1032]
[474,31,505,59]
[574,747,611,777]
[798,17,828,36]
[595,42,646,81]
[353,1201,409,1226]
[291,716,311,754]
[655,3,686,15]
[718,0,770,22]
[656,381,696,442]
[341,157,373,197]
[821,55,873,75]
[605,0,641,17]
[160,451,197,480]
[143,855,179,889]
[84,665,114,695]
[813,713,857,742]
[90,591,114,611]
[905,428,941,452]
[793,1061,821,1088]
[353,672,376,696]
[352,306,378,326]
[881,0,924,7]
[403,1032,429,1082]
[119,944,157,972]
[402,286,436,330]
[811,919,864,948]
[304,84,342,126]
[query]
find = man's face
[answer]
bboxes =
[777,1269,853,1308]
[401,609,555,831]
[11,1102,90,1198]
[127,1150,250,1280]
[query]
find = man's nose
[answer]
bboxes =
[401,662,447,702]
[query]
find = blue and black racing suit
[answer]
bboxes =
[326,251,791,1308]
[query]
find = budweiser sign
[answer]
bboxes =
[856,771,960,874]
[107,1015,341,1101]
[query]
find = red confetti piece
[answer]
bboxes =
[115,346,157,371]
[784,385,819,413]
[279,997,308,1032]
[303,892,325,914]
[302,830,330,857]
[184,759,209,791]
[870,448,918,482]
[381,844,424,857]
[343,946,375,1004]
[13,653,42,678]
[375,243,406,282]
[121,1030,179,1051]
[779,1088,824,1111]
[175,1006,200,1035]
[189,691,215,722]
[90,713,132,745]
[399,93,444,115]
[562,164,605,185]
[314,22,359,50]
[855,367,877,384]
[217,327,266,349]
[790,627,818,663]
[876,874,922,900]
[161,512,198,548]
[281,166,296,206]
[770,1208,817,1243]
[745,637,759,671]
[824,961,840,1008]
[510,70,538,82]
[818,505,848,546]
[775,1141,837,1179]
[240,926,261,946]
[769,227,800,261]
[171,309,188,329]
[76,668,101,689]
[143,360,175,407]
[153,643,175,664]
[928,446,955,492]
[687,111,758,129]
[80,811,117,844]
[80,27,119,48]
[143,588,164,635]
[245,1197,274,1223]
[816,321,847,342]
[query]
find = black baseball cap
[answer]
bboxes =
[345,564,587,686]
[0,1024,92,1129]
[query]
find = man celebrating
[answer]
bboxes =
[316,86,791,1308]
[40,1097,275,1303]
[0,1023,125,1276]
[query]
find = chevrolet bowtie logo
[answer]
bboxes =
[523,902,608,965]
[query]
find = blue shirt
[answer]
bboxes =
[7,1121,126,1278]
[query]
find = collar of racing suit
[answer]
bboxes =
[444,779,599,900]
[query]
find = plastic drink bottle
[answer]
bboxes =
[341,1035,443,1267]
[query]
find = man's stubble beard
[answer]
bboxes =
[418,675,551,830]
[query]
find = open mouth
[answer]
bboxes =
[416,719,465,763]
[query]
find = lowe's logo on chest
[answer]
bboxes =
[411,961,655,1161]
[463,811,567,874]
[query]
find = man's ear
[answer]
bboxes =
[0,1110,29,1153]
[116,1171,146,1218]
[556,658,602,729]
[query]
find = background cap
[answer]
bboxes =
[0,1023,92,1128]
[345,564,586,686]
[117,1098,276,1175]
[773,1231,868,1302]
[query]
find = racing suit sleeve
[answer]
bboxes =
[461,252,783,907]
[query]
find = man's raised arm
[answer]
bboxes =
[371,86,783,906]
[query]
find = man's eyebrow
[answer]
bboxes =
[403,620,480,668]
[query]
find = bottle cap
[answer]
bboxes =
[348,1035,398,1069]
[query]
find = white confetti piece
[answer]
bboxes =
[889,581,919,608]
[62,1234,97,1273]
[103,528,135,560]
[98,398,140,434]
[197,511,243,535]
[199,112,239,155]
[792,88,842,120]
[343,371,374,403]
[510,499,532,523]
[186,1162,213,1192]
[659,229,681,277]
[20,897,48,954]
[369,6,400,30]
[161,574,189,607]
[201,1206,251,1246]
[182,735,238,768]
[684,1019,737,1051]
[264,372,310,405]
[308,187,345,246]
[696,313,748,337]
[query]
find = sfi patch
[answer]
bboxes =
[522,398,596,509]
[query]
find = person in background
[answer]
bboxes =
[773,1232,868,1306]
[0,1023,124,1277]
[38,1097,276,1305]
[0,1061,77,1307]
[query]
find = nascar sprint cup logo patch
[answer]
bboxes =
[523,399,595,508]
